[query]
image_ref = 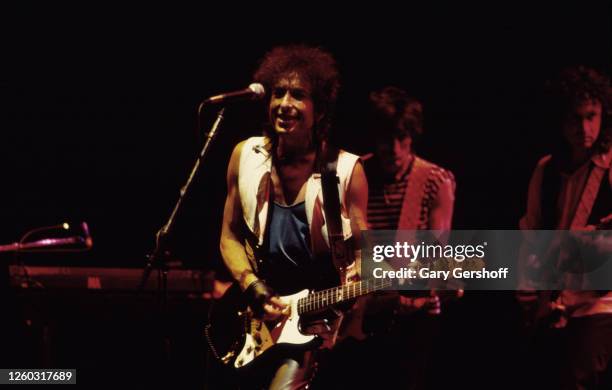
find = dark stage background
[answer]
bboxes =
[1,2,610,388]
[3,2,610,270]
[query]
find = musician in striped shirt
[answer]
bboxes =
[360,86,456,389]
[363,86,455,231]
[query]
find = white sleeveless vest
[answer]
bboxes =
[238,136,359,254]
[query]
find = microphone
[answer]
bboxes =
[81,222,93,249]
[203,83,265,105]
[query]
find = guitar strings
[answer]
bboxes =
[297,279,393,314]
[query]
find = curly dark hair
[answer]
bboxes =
[368,86,424,139]
[253,45,340,143]
[547,66,611,155]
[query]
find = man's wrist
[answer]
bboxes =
[239,270,259,291]
[244,279,275,317]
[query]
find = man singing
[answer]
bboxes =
[219,45,368,389]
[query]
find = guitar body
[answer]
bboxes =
[206,278,391,373]
[205,284,318,373]
[519,220,612,330]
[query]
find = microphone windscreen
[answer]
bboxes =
[248,83,266,99]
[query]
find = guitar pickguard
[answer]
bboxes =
[233,289,316,369]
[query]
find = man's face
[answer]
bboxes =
[269,73,316,141]
[562,99,602,153]
[375,134,413,176]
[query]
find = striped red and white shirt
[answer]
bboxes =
[364,155,455,230]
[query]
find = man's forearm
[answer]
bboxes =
[221,238,259,290]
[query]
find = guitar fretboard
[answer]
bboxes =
[297,279,393,315]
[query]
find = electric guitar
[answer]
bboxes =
[204,278,392,372]
[519,218,612,329]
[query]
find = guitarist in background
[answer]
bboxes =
[362,86,456,317]
[329,87,456,389]
[519,66,612,389]
[219,44,368,389]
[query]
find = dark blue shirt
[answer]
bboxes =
[263,202,335,294]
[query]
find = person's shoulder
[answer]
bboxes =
[240,136,268,150]
[229,138,262,170]
[338,149,360,160]
[229,140,247,161]
[232,137,271,158]
[529,154,553,177]
[416,156,455,183]
[337,149,362,170]
[536,154,553,169]
[522,154,553,194]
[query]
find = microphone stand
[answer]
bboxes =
[138,106,226,364]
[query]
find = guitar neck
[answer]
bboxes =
[297,279,392,315]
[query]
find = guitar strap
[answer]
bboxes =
[570,164,606,229]
[319,146,352,282]
[397,156,434,229]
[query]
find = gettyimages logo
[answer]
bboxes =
[372,241,487,262]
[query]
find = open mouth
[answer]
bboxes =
[276,115,298,130]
